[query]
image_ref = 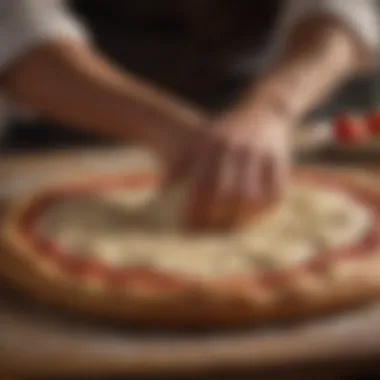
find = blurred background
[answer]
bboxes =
[1,0,379,154]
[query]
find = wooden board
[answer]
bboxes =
[317,144,380,165]
[2,147,380,379]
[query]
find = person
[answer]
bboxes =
[0,0,378,223]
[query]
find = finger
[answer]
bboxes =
[228,150,273,228]
[216,129,255,198]
[275,157,291,198]
[213,142,256,230]
[224,145,252,228]
[193,141,242,231]
[209,147,238,230]
[244,151,263,201]
[187,140,224,229]
[218,146,237,196]
[260,154,276,199]
[265,152,290,200]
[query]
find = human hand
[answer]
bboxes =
[160,105,294,230]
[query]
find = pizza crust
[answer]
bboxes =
[1,167,380,327]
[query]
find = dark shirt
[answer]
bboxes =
[70,0,281,109]
[2,0,375,151]
[3,1,283,151]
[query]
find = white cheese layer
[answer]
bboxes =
[36,184,373,278]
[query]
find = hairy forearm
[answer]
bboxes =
[1,40,204,148]
[241,16,366,121]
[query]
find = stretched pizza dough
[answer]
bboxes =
[36,182,373,278]
[3,168,380,328]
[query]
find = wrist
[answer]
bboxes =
[240,31,358,123]
[228,85,299,130]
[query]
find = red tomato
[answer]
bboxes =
[366,112,380,135]
[333,114,370,144]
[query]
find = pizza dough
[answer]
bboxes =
[3,168,380,328]
[35,182,373,277]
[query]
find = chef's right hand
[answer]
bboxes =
[156,109,292,229]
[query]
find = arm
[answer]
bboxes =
[3,41,204,151]
[0,1,204,154]
[236,0,379,122]
[186,0,380,225]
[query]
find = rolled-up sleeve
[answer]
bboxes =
[0,0,91,74]
[280,0,379,57]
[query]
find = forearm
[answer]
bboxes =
[1,40,204,148]
[240,16,367,121]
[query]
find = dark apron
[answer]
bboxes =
[2,0,282,151]
[2,0,376,152]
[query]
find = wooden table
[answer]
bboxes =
[1,147,380,380]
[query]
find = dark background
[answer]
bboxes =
[1,1,379,153]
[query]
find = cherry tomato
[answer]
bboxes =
[333,114,370,144]
[366,111,380,135]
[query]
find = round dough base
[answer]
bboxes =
[2,167,380,328]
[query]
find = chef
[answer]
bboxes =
[0,0,378,221]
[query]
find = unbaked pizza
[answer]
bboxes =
[1,167,380,327]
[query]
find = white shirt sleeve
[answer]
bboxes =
[0,0,91,73]
[280,0,379,56]
[0,0,91,135]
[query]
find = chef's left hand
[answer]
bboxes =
[186,104,294,227]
